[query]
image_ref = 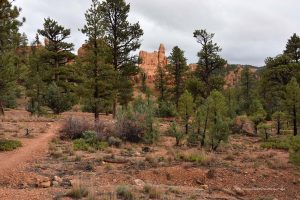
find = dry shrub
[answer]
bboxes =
[60,117,92,140]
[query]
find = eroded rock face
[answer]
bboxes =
[139,43,168,83]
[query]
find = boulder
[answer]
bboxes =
[233,186,246,196]
[54,176,62,183]
[134,179,145,187]
[232,116,255,135]
[39,181,51,188]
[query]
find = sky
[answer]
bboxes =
[15,0,300,67]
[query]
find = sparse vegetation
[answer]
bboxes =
[67,181,89,199]
[0,139,22,151]
[116,185,134,200]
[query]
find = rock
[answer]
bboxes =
[134,179,145,187]
[232,116,255,135]
[52,181,59,187]
[40,181,51,188]
[54,176,62,183]
[135,152,141,156]
[200,185,209,190]
[139,44,168,85]
[69,179,78,187]
[233,186,246,196]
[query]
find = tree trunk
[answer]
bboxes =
[293,105,298,136]
[277,119,281,135]
[0,100,5,116]
[201,107,209,147]
[113,98,117,119]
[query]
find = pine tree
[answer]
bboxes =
[284,33,300,63]
[167,46,188,108]
[0,0,24,115]
[37,18,77,114]
[272,111,286,135]
[154,64,168,102]
[178,90,194,135]
[26,35,46,116]
[249,99,267,135]
[81,0,115,121]
[99,0,143,118]
[239,67,257,114]
[206,90,229,150]
[285,77,300,136]
[193,29,227,98]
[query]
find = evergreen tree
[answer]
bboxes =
[193,29,227,98]
[81,0,115,121]
[0,0,24,115]
[249,99,267,135]
[284,33,300,63]
[154,64,168,102]
[239,67,257,114]
[99,0,143,118]
[272,111,286,135]
[285,77,300,136]
[206,90,229,150]
[38,18,75,86]
[167,46,188,108]
[37,18,77,114]
[178,90,194,135]
[26,35,46,116]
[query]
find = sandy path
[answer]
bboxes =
[0,122,61,175]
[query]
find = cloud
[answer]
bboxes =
[15,0,300,66]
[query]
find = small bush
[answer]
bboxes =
[108,136,122,147]
[73,139,90,151]
[167,122,184,146]
[0,139,22,151]
[67,181,89,199]
[45,82,76,114]
[116,185,134,200]
[144,185,162,199]
[290,136,300,166]
[176,152,206,164]
[156,101,177,118]
[73,134,108,151]
[261,136,291,150]
[116,97,159,144]
[60,117,91,140]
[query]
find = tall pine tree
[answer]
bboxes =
[0,0,24,115]
[285,77,300,136]
[81,0,115,121]
[193,29,227,98]
[167,46,188,108]
[37,18,77,114]
[99,0,143,117]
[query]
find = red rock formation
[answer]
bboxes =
[139,44,168,83]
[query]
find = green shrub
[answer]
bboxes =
[0,139,22,151]
[290,136,300,166]
[116,185,134,200]
[167,122,184,146]
[116,96,159,144]
[261,136,291,150]
[45,82,75,114]
[156,101,177,118]
[73,139,90,151]
[176,152,206,164]
[108,136,122,147]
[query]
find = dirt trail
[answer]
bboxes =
[0,122,61,175]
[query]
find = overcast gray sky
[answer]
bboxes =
[16,0,300,66]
